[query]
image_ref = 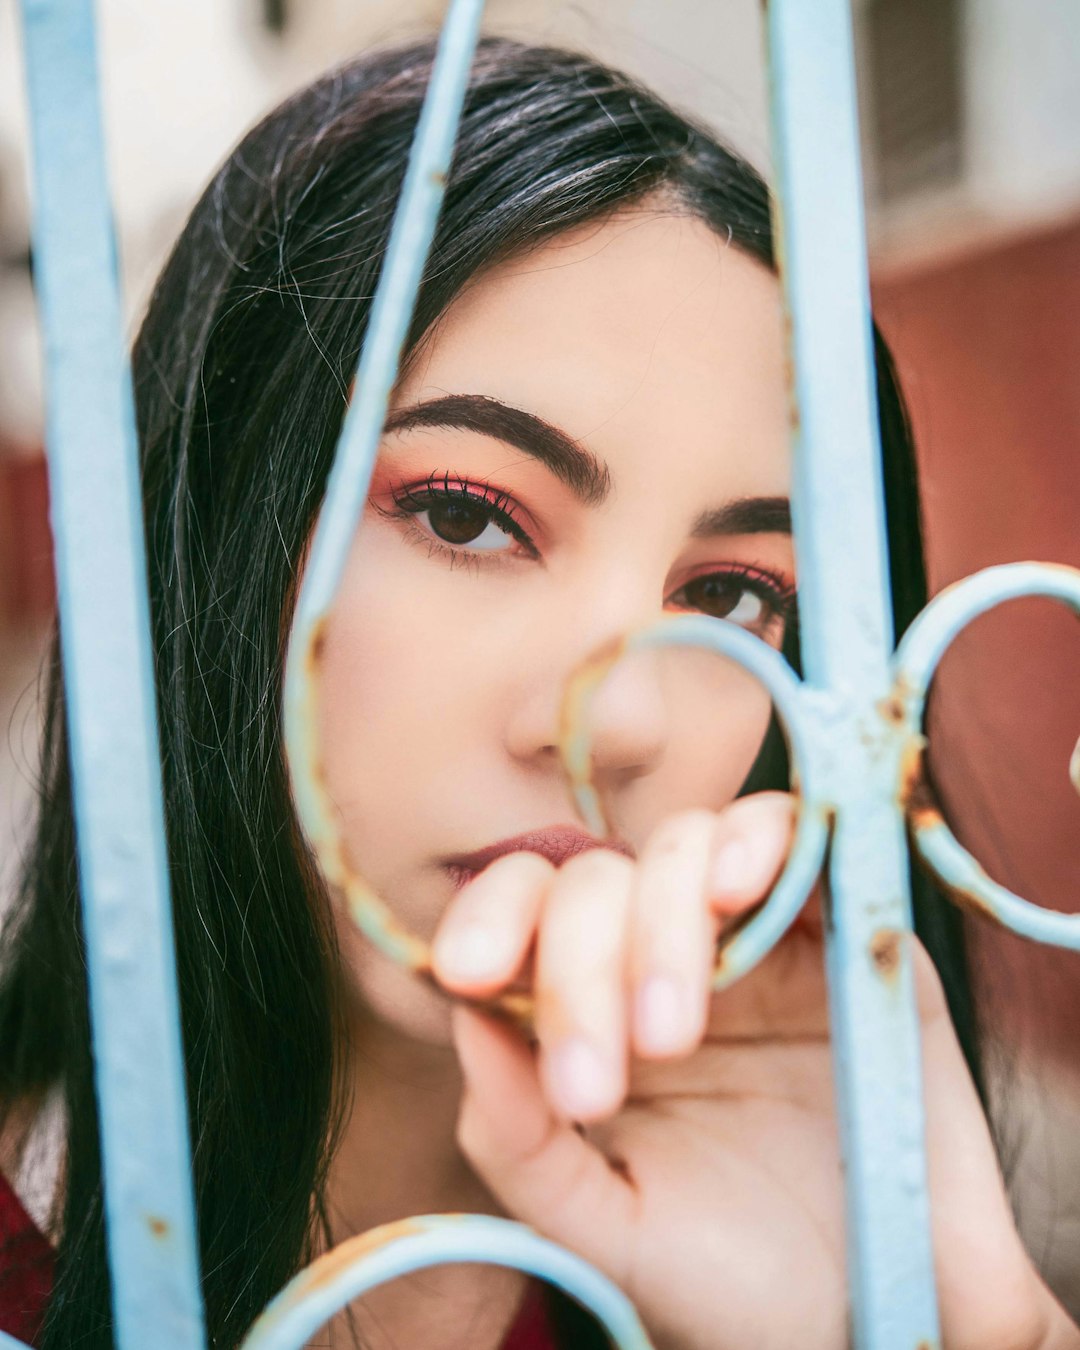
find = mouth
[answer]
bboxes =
[442,825,635,889]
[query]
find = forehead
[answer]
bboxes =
[398,210,790,498]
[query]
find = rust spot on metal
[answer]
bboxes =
[486,987,536,1036]
[419,958,538,1035]
[295,1218,426,1298]
[878,692,906,727]
[147,1215,169,1239]
[898,741,923,800]
[917,855,1005,929]
[869,928,902,983]
[711,901,763,984]
[307,616,327,672]
[902,765,1007,929]
[781,307,800,437]
[900,750,939,832]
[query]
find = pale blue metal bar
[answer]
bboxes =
[284,0,487,911]
[17,2,207,1348]
[284,0,487,815]
[240,1216,655,1350]
[765,2,940,1346]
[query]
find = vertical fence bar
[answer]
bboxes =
[765,2,940,1346]
[17,2,207,1348]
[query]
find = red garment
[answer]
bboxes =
[0,1167,559,1350]
[0,1170,53,1347]
[500,1279,559,1350]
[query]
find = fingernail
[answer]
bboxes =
[434,923,502,980]
[711,837,754,894]
[549,1038,614,1117]
[634,974,686,1053]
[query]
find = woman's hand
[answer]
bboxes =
[431,794,1080,1350]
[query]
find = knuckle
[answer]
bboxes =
[648,808,714,853]
[730,789,796,829]
[482,850,557,889]
[556,846,634,888]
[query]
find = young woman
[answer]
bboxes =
[1,35,1076,1350]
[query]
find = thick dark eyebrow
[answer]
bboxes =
[383,394,611,505]
[690,496,792,539]
[384,395,789,537]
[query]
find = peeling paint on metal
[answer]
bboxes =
[868,928,902,984]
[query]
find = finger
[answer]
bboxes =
[534,849,634,1123]
[628,809,717,1058]
[452,1005,635,1283]
[431,851,553,997]
[706,791,797,919]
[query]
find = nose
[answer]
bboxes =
[504,630,669,781]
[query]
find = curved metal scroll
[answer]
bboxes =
[239,1216,654,1350]
[559,616,830,989]
[894,561,1080,948]
[283,0,489,979]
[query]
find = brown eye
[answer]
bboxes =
[669,569,795,642]
[426,499,495,545]
[389,478,539,557]
[680,574,767,625]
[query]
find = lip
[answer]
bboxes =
[443,825,635,888]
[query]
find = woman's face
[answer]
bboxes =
[316,208,794,1043]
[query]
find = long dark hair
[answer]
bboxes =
[0,37,978,1348]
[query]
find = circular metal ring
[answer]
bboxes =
[240,1215,655,1350]
[558,614,829,989]
[892,561,1080,950]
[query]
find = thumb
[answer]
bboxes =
[452,1004,636,1284]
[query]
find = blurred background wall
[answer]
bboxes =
[1,0,1078,1308]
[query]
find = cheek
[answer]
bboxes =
[661,654,776,809]
[312,525,531,917]
[315,534,468,864]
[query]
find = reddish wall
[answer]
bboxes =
[0,454,52,626]
[874,218,1080,1061]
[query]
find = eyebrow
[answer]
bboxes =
[383,394,611,505]
[383,393,791,538]
[690,496,791,538]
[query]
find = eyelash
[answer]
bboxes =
[382,473,796,630]
[666,563,797,635]
[383,472,538,564]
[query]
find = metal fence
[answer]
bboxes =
[13,0,1080,1347]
